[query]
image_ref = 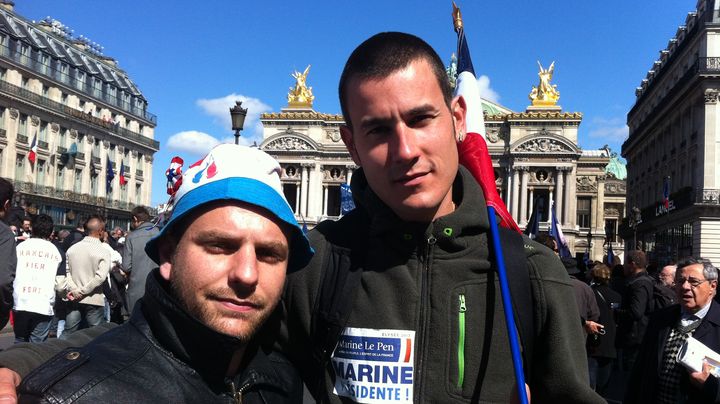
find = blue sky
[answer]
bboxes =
[15,1,694,206]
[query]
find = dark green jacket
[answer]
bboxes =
[281,167,604,403]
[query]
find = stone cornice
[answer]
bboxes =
[261,111,344,121]
[503,111,583,120]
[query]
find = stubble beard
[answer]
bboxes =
[169,271,274,343]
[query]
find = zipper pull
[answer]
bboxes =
[459,294,466,312]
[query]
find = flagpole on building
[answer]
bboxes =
[452,4,528,403]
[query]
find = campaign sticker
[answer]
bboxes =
[332,327,415,403]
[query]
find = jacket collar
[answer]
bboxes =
[351,165,490,249]
[134,270,294,395]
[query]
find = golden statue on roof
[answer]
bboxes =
[287,65,314,108]
[529,61,560,106]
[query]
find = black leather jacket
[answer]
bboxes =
[18,270,302,403]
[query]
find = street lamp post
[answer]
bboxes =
[229,101,248,145]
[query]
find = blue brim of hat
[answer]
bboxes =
[146,177,313,271]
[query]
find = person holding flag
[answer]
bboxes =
[0,21,602,404]
[279,28,602,402]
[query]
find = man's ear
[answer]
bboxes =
[450,95,468,140]
[340,125,361,166]
[157,236,177,281]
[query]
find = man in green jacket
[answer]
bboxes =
[278,32,602,403]
[0,32,601,403]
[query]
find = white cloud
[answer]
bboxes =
[476,75,500,103]
[166,130,257,156]
[196,93,271,140]
[166,131,221,154]
[588,117,629,141]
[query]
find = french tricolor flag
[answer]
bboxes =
[28,132,37,165]
[119,160,127,186]
[453,13,519,232]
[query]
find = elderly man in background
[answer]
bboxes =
[626,257,720,403]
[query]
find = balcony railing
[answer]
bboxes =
[76,152,85,161]
[0,80,159,150]
[697,188,720,205]
[135,169,143,177]
[0,129,6,138]
[0,42,157,124]
[56,146,67,154]
[91,156,101,165]
[38,140,48,150]
[17,134,27,144]
[699,57,720,74]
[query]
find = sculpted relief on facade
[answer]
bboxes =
[264,136,316,151]
[514,137,573,153]
[577,176,598,192]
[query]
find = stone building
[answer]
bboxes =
[0,2,158,229]
[622,0,720,264]
[261,63,626,262]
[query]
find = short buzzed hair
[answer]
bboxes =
[32,214,54,239]
[626,250,647,269]
[338,32,453,129]
[131,206,151,223]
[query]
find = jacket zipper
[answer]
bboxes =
[226,379,251,404]
[457,293,467,389]
[416,234,436,399]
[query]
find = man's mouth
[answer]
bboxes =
[214,297,260,313]
[395,171,428,186]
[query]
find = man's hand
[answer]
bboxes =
[689,361,713,388]
[66,291,83,301]
[509,383,531,404]
[0,368,21,403]
[584,320,605,335]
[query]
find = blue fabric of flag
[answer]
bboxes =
[106,156,115,193]
[340,183,355,216]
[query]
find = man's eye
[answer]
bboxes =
[409,114,434,126]
[256,247,287,264]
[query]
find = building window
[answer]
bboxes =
[283,183,298,214]
[56,164,64,189]
[605,219,618,243]
[75,70,85,91]
[15,154,24,182]
[74,169,82,193]
[39,121,48,142]
[577,197,591,229]
[18,113,27,136]
[92,78,102,98]
[120,181,128,201]
[90,171,97,196]
[327,185,341,217]
[36,159,45,186]
[135,183,142,204]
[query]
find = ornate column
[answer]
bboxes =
[595,175,607,234]
[322,184,329,216]
[567,167,577,228]
[528,187,534,220]
[307,163,322,218]
[563,168,572,226]
[300,163,311,218]
[504,166,512,207]
[511,168,520,222]
[346,164,357,185]
[294,184,300,214]
[520,167,529,225]
[555,167,565,224]
[548,186,554,222]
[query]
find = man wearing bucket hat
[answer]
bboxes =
[13,144,312,403]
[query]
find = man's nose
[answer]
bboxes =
[391,124,421,163]
[228,246,259,287]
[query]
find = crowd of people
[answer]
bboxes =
[0,181,159,346]
[0,31,715,403]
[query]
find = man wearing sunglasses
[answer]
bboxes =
[625,257,720,403]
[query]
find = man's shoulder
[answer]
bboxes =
[128,222,159,241]
[18,324,151,400]
[520,235,572,284]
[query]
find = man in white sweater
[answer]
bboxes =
[62,215,110,336]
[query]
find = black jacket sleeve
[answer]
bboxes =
[0,225,16,329]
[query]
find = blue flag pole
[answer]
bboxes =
[487,206,528,404]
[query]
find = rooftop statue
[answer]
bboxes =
[529,61,560,106]
[288,65,314,108]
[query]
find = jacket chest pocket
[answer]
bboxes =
[446,281,514,401]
